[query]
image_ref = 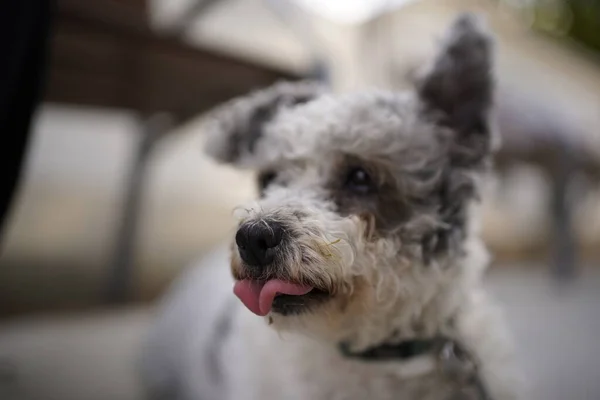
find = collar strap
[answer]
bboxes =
[339,338,443,362]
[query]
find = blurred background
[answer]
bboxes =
[0,0,599,399]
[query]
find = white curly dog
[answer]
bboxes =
[140,13,524,400]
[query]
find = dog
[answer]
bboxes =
[140,13,524,400]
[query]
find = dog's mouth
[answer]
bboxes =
[233,279,330,316]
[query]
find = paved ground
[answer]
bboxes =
[486,265,600,400]
[1,260,599,400]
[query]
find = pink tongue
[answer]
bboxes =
[233,279,313,316]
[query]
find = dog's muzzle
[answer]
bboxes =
[233,219,330,317]
[235,220,283,269]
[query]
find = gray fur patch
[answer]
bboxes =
[206,300,236,386]
[415,12,494,169]
[203,80,325,166]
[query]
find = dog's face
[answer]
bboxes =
[204,15,495,340]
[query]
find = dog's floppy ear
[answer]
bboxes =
[204,80,325,166]
[415,13,495,167]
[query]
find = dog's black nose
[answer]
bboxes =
[235,221,283,267]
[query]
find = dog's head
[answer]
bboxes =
[204,14,495,343]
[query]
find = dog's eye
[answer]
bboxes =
[258,171,277,192]
[344,167,375,194]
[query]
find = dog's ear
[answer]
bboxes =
[204,80,325,166]
[415,13,495,167]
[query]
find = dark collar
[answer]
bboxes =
[339,337,444,362]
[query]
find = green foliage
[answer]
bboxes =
[497,0,600,53]
[568,0,600,52]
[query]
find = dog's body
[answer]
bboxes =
[141,14,524,400]
[142,242,519,400]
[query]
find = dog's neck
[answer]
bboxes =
[340,236,488,353]
[341,284,463,353]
